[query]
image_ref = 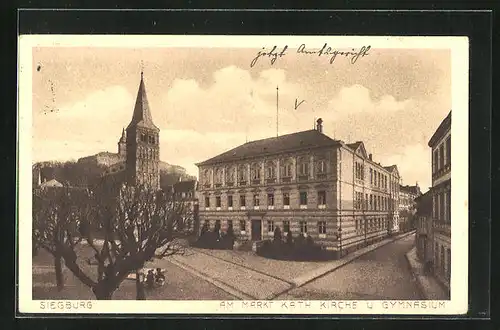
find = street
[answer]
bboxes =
[32,233,421,300]
[278,234,422,300]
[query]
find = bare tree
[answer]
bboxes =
[32,184,80,291]
[32,180,190,300]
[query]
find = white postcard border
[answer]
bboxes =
[18,35,469,315]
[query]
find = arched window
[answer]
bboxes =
[214,168,223,185]
[251,163,261,181]
[297,156,309,178]
[226,166,235,183]
[238,165,247,184]
[266,161,276,179]
[203,169,211,186]
[280,158,293,178]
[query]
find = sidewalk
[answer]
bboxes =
[405,247,449,300]
[291,230,416,287]
[269,230,416,299]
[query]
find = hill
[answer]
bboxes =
[33,153,196,189]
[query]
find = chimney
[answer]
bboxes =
[369,154,372,161]
[316,118,323,133]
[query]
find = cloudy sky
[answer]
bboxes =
[31,45,451,191]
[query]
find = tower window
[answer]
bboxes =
[148,135,156,144]
[140,133,147,142]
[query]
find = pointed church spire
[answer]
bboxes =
[119,127,126,142]
[126,71,159,132]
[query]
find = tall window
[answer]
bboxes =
[282,160,293,178]
[266,162,276,179]
[228,195,233,207]
[317,160,326,174]
[369,194,373,210]
[205,196,210,208]
[439,193,445,221]
[238,165,247,184]
[447,249,451,280]
[318,221,326,234]
[215,168,223,186]
[239,194,246,207]
[216,196,221,208]
[253,194,260,206]
[251,163,261,180]
[447,190,451,223]
[239,220,246,231]
[300,221,307,233]
[267,193,274,206]
[365,193,369,210]
[440,246,445,275]
[226,167,235,183]
[432,195,436,218]
[267,221,275,232]
[435,242,439,269]
[433,150,439,174]
[300,191,308,205]
[446,137,451,166]
[299,160,309,177]
[283,220,290,233]
[318,191,326,205]
[439,144,445,169]
[283,192,290,206]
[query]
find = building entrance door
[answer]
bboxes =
[251,220,262,241]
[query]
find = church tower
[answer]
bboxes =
[118,128,127,158]
[125,72,160,190]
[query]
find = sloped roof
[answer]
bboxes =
[126,73,160,132]
[346,142,362,150]
[40,179,63,188]
[428,110,451,147]
[383,164,400,177]
[400,184,422,195]
[196,129,340,166]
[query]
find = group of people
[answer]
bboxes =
[144,268,166,289]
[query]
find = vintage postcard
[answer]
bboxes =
[18,35,468,315]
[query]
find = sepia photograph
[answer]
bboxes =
[18,35,468,314]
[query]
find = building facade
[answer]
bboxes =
[399,183,422,232]
[428,111,451,290]
[415,190,433,263]
[196,119,400,257]
[172,179,200,234]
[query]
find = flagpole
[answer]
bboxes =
[276,86,279,137]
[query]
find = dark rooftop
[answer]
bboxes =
[428,111,451,147]
[197,129,340,166]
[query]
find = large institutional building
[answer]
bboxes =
[428,111,451,291]
[196,119,401,256]
[101,72,161,190]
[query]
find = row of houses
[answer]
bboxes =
[415,111,451,292]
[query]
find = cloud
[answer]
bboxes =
[157,66,301,135]
[328,84,414,117]
[33,86,135,159]
[380,143,431,192]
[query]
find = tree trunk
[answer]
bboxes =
[136,270,146,300]
[93,285,114,300]
[54,255,64,291]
